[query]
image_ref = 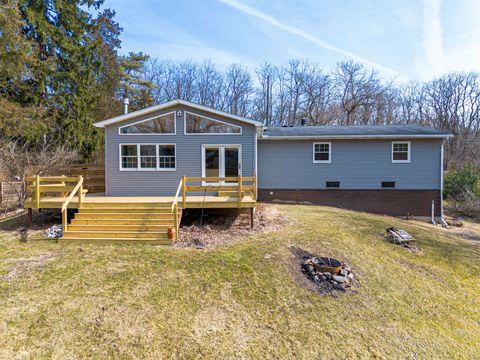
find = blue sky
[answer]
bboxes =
[98,0,480,82]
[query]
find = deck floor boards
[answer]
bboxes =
[24,194,256,209]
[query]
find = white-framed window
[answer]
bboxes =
[120,144,176,171]
[184,111,242,135]
[139,145,157,169]
[119,112,176,135]
[120,144,138,169]
[313,142,331,163]
[392,141,411,163]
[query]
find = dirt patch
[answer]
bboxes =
[174,204,288,248]
[451,229,480,243]
[1,252,57,281]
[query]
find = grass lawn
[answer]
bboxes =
[0,205,479,359]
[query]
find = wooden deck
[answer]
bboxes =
[24,175,257,244]
[24,194,257,210]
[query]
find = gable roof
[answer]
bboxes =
[261,125,453,139]
[94,99,262,128]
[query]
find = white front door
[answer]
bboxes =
[202,145,242,184]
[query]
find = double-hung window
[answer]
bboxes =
[120,144,176,171]
[313,142,331,163]
[392,142,410,163]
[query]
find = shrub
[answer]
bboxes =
[444,164,480,200]
[447,191,480,220]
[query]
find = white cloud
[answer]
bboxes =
[217,0,403,77]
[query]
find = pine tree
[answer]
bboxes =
[119,52,156,111]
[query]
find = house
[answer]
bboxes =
[94,99,452,218]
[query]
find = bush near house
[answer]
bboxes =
[444,164,480,220]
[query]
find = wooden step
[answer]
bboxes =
[81,202,171,209]
[62,231,169,239]
[71,219,174,225]
[60,238,172,245]
[74,212,175,220]
[79,207,174,213]
[67,224,172,231]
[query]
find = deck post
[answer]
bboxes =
[26,208,32,227]
[253,175,257,200]
[174,203,178,241]
[182,175,186,206]
[78,175,83,208]
[238,175,242,209]
[35,175,40,209]
[250,207,254,229]
[62,208,67,232]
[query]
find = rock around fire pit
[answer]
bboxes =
[290,246,357,294]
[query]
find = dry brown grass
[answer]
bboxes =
[0,204,479,359]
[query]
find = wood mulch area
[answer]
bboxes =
[174,203,288,248]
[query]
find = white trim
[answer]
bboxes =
[201,144,242,185]
[184,111,242,135]
[254,130,258,199]
[105,129,109,195]
[313,142,332,164]
[119,143,177,171]
[391,141,411,163]
[261,134,453,140]
[118,111,176,135]
[440,142,444,220]
[94,99,262,128]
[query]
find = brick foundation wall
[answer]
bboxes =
[258,189,441,217]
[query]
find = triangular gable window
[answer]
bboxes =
[120,112,175,134]
[185,112,241,134]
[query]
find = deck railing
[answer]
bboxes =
[60,176,84,233]
[26,175,88,209]
[170,178,183,241]
[182,175,257,208]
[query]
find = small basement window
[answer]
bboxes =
[382,181,396,188]
[313,142,331,163]
[392,142,410,163]
[326,181,340,188]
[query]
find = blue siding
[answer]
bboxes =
[104,104,256,196]
[257,139,441,190]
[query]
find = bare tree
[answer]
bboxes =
[223,64,253,116]
[0,140,78,203]
[195,61,223,108]
[254,62,276,125]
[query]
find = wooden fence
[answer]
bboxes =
[60,164,105,193]
[0,181,24,207]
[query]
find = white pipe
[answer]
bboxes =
[431,200,436,225]
[123,97,129,115]
[440,142,445,221]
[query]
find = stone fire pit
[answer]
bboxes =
[290,246,357,294]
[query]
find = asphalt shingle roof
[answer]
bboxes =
[262,125,452,138]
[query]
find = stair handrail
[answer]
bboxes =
[60,175,84,233]
[170,177,183,241]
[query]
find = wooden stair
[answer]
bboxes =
[61,202,181,245]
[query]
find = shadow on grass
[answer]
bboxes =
[0,210,61,231]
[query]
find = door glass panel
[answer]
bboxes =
[205,148,220,178]
[224,148,239,181]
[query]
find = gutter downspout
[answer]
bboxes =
[440,142,448,226]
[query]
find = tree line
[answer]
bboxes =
[1,0,479,167]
